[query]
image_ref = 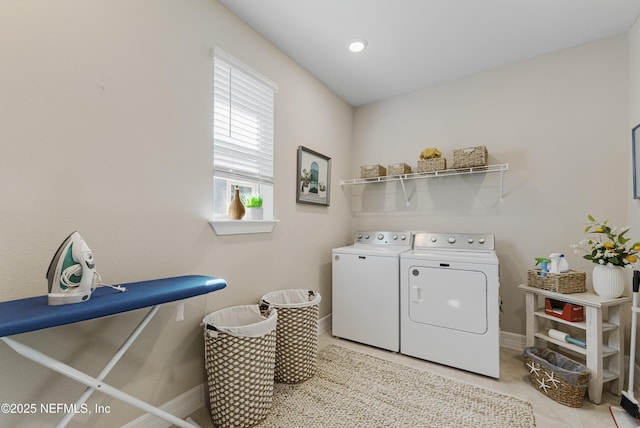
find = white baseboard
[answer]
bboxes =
[318,313,331,334]
[500,330,527,351]
[121,383,206,428]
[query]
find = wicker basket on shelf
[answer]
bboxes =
[524,347,590,408]
[527,269,586,293]
[416,158,447,172]
[452,146,488,168]
[360,164,386,178]
[387,163,412,175]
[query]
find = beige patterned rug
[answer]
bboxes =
[258,344,536,427]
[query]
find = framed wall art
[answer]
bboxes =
[297,146,331,206]
[634,123,640,199]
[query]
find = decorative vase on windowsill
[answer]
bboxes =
[573,215,639,299]
[227,186,245,220]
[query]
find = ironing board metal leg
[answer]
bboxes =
[1,328,198,428]
[57,305,160,428]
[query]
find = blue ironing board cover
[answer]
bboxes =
[0,275,227,337]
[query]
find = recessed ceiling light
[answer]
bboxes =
[348,40,367,54]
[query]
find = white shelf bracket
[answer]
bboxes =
[398,176,411,206]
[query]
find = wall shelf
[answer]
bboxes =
[340,163,508,205]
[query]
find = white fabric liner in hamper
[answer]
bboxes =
[203,304,277,337]
[261,289,321,308]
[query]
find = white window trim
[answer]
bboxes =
[210,48,279,235]
[209,219,279,236]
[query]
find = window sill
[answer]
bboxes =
[209,219,279,236]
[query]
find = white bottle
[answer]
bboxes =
[558,253,569,273]
[549,253,562,274]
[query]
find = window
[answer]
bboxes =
[213,48,278,221]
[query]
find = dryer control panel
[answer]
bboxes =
[354,231,413,246]
[414,232,494,251]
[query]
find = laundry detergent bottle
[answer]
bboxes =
[558,253,569,273]
[549,253,562,274]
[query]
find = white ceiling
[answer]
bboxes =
[220,0,640,107]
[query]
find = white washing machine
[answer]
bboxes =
[400,232,500,378]
[332,231,413,352]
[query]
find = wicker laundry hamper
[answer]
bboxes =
[203,305,277,428]
[260,289,321,383]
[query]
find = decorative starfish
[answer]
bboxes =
[546,371,560,388]
[537,377,550,393]
[527,361,540,375]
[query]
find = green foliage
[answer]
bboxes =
[242,193,263,208]
[573,215,640,267]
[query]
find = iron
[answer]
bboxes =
[46,231,96,305]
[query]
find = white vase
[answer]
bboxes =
[245,207,263,220]
[592,264,627,299]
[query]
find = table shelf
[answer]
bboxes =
[519,284,630,404]
[533,310,618,332]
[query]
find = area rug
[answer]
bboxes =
[258,344,535,427]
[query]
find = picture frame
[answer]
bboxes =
[634,124,640,199]
[297,146,331,206]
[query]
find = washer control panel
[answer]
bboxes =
[415,232,494,251]
[354,231,413,246]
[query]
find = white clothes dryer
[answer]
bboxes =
[400,232,500,378]
[332,231,413,352]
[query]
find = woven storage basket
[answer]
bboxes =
[387,162,412,175]
[416,158,446,172]
[524,347,590,408]
[260,290,321,383]
[527,269,586,293]
[452,146,488,168]
[360,164,386,178]
[203,305,277,428]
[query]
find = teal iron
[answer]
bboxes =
[46,232,96,305]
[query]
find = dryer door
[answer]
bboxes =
[408,266,487,334]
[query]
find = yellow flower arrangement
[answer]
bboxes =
[572,215,640,267]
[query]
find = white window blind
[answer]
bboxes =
[213,49,277,184]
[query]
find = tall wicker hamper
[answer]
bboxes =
[260,289,322,383]
[203,305,278,428]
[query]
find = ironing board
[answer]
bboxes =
[0,275,227,428]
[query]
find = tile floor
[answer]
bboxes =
[190,331,623,427]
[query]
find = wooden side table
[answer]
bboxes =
[519,284,631,404]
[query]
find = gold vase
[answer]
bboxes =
[227,186,245,220]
